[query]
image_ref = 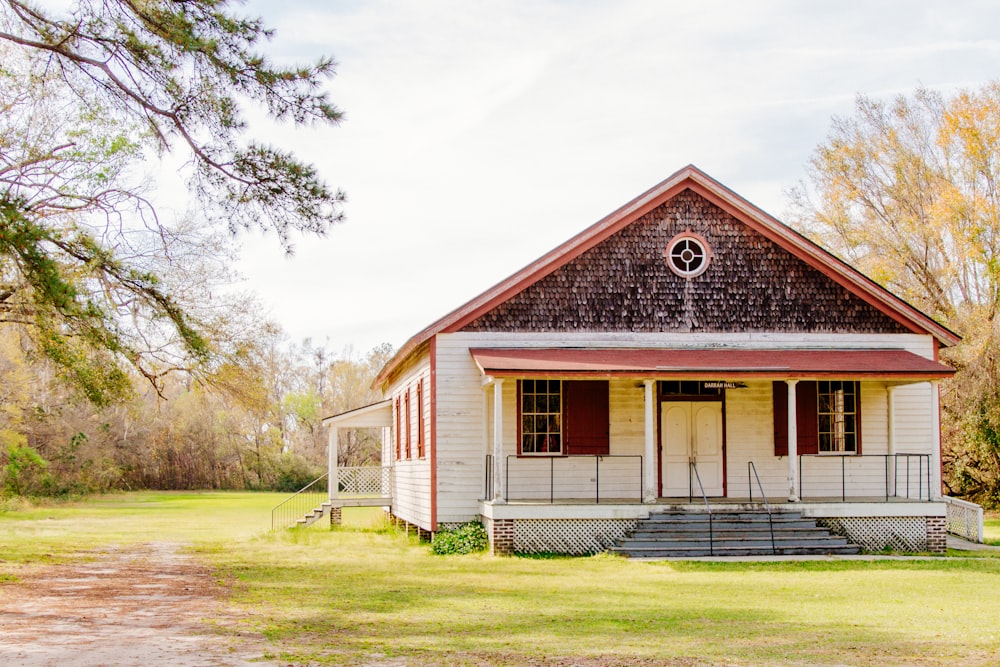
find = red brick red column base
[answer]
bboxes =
[926,516,946,553]
[329,506,342,527]
[489,518,514,555]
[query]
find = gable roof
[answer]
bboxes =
[375,165,959,387]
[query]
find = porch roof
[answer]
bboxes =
[321,399,393,428]
[469,347,954,380]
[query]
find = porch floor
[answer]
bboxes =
[498,496,934,506]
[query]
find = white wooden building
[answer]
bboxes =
[326,165,957,555]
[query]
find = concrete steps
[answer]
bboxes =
[611,509,860,558]
[295,502,332,527]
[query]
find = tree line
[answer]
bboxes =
[791,82,1000,506]
[0,328,391,497]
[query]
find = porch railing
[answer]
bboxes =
[483,454,642,503]
[747,461,776,554]
[944,496,984,543]
[689,462,714,556]
[271,472,328,530]
[336,465,392,497]
[798,453,932,501]
[270,465,393,530]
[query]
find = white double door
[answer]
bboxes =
[660,401,724,497]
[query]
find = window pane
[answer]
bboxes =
[522,434,534,453]
[522,379,534,393]
[549,434,561,453]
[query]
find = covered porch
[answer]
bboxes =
[472,346,953,553]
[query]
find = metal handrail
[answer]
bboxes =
[748,461,776,554]
[270,472,328,530]
[500,454,643,503]
[689,462,714,556]
[797,453,932,501]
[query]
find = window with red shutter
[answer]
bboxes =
[773,381,859,455]
[517,379,609,456]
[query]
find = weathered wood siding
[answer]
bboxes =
[385,354,432,528]
[461,190,911,336]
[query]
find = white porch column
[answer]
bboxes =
[493,378,506,503]
[786,379,799,502]
[643,379,657,503]
[327,425,339,503]
[930,380,942,500]
[886,384,897,494]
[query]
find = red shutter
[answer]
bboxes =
[395,397,401,460]
[416,379,425,458]
[797,381,819,455]
[773,381,788,456]
[772,381,819,456]
[564,380,610,456]
[404,390,412,459]
[854,381,863,454]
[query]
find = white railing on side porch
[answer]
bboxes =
[944,496,984,543]
[335,466,392,497]
[271,465,393,529]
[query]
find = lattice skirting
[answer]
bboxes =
[816,516,937,552]
[509,518,640,555]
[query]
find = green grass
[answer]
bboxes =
[985,513,1000,545]
[4,493,1000,665]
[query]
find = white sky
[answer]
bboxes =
[226,0,1000,356]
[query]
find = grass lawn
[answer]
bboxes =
[985,513,1000,545]
[3,493,1000,666]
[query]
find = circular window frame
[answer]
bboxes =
[664,232,713,278]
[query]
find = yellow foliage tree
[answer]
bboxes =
[790,82,1000,504]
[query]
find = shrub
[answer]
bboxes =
[271,453,323,493]
[1,434,51,497]
[431,522,489,555]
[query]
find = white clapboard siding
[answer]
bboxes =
[433,331,942,521]
[384,354,433,528]
[723,381,786,499]
[434,335,492,524]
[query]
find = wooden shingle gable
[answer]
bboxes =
[461,189,911,335]
[374,166,959,388]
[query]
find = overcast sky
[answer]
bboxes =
[228,0,1000,357]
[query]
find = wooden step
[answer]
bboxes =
[612,509,860,558]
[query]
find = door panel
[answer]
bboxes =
[693,403,724,495]
[660,402,724,497]
[661,404,691,496]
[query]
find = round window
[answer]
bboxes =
[665,233,712,278]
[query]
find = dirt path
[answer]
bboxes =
[0,543,278,667]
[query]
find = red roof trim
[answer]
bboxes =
[375,165,960,387]
[469,348,955,381]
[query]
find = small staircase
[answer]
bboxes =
[296,502,333,527]
[611,509,860,558]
